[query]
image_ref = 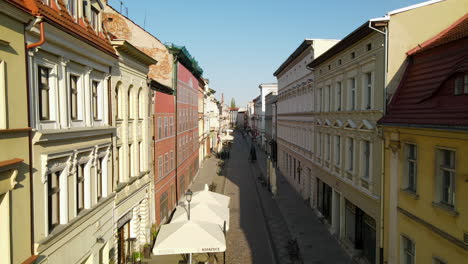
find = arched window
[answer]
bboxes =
[138,88,144,119]
[115,82,123,120]
[128,86,133,119]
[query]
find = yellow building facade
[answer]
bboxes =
[382,128,468,264]
[0,1,34,264]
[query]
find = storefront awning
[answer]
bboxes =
[171,202,230,231]
[152,220,226,255]
[191,184,230,208]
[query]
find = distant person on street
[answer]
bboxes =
[249,145,257,162]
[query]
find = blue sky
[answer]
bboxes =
[108,0,424,107]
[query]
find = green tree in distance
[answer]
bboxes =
[230,98,236,108]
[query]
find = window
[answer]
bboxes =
[38,66,51,120]
[366,43,372,51]
[158,156,163,179]
[401,236,415,264]
[326,85,331,111]
[164,153,169,174]
[92,81,99,120]
[76,163,85,214]
[362,141,371,179]
[115,86,121,120]
[349,78,356,110]
[437,149,455,207]
[326,134,331,161]
[70,75,79,120]
[454,73,468,95]
[170,117,173,136]
[347,138,354,172]
[335,135,341,165]
[139,142,143,172]
[138,89,143,119]
[338,59,342,65]
[67,0,76,18]
[170,151,174,170]
[336,82,342,111]
[96,157,103,201]
[116,146,121,185]
[351,52,355,59]
[404,144,417,193]
[365,72,372,110]
[164,117,168,137]
[82,0,88,18]
[159,192,168,223]
[47,171,61,233]
[128,89,133,119]
[318,88,322,112]
[158,117,162,139]
[91,7,99,31]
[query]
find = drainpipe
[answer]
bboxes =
[27,19,45,50]
[25,16,45,259]
[368,18,388,264]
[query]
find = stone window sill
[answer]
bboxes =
[432,202,459,216]
[400,188,419,199]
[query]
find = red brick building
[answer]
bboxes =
[176,61,200,200]
[151,80,176,226]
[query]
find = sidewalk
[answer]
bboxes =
[251,139,352,264]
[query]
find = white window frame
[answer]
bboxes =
[347,137,354,172]
[334,135,341,166]
[158,156,163,179]
[348,77,356,111]
[35,59,58,130]
[403,143,417,193]
[436,148,456,208]
[336,81,342,111]
[361,140,371,180]
[363,72,373,110]
[400,235,415,264]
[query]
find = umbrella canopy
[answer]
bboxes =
[191,184,231,208]
[152,220,226,255]
[172,202,230,231]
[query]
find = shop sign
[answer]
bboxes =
[117,210,133,228]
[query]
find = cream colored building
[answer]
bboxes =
[0,2,34,264]
[274,39,338,198]
[306,26,385,264]
[111,40,156,263]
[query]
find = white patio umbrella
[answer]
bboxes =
[171,202,230,231]
[191,184,231,208]
[152,220,226,264]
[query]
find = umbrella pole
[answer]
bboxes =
[189,252,192,264]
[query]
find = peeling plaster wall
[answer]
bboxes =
[103,7,173,87]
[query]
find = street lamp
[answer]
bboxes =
[185,189,193,220]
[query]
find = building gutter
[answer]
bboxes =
[170,51,180,202]
[368,16,389,264]
[26,18,45,50]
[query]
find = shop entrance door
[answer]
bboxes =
[118,226,125,264]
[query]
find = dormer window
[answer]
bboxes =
[42,0,50,5]
[67,0,77,18]
[454,73,468,95]
[91,7,99,31]
[82,0,88,18]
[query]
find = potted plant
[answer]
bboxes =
[132,252,142,264]
[143,243,151,259]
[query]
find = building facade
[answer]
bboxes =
[379,14,468,264]
[111,40,156,263]
[306,28,385,264]
[25,1,118,263]
[275,39,338,198]
[0,2,34,264]
[257,83,278,148]
[152,81,176,227]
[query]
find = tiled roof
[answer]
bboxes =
[379,15,468,128]
[21,0,116,57]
